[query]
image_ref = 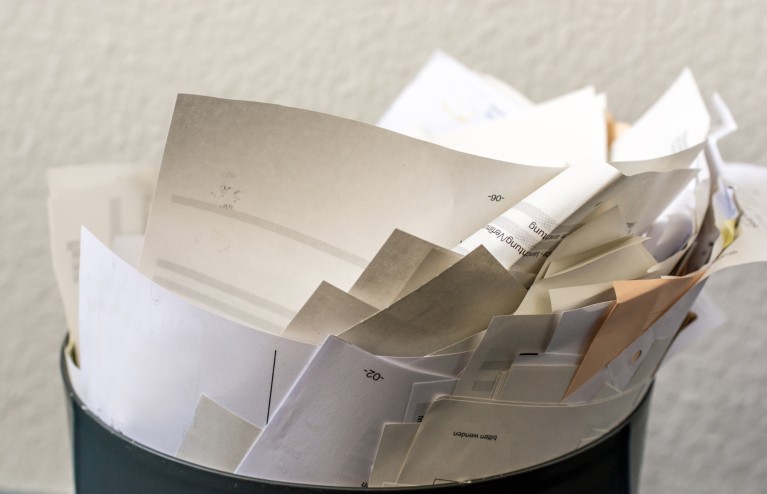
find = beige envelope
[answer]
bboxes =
[565,271,702,397]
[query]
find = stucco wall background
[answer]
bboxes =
[1,1,766,492]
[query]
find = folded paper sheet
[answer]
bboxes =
[236,337,447,487]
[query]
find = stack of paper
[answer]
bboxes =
[50,51,767,487]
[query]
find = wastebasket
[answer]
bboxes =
[61,338,652,493]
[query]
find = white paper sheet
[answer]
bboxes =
[544,301,614,356]
[454,158,621,272]
[176,395,262,473]
[404,379,458,423]
[430,331,485,355]
[454,300,612,402]
[536,206,629,276]
[235,337,446,487]
[610,68,710,161]
[453,314,557,399]
[368,423,421,487]
[429,87,607,165]
[377,50,532,138]
[498,353,580,403]
[78,228,316,455]
[516,237,657,315]
[386,351,472,379]
[368,424,418,487]
[281,282,377,345]
[549,283,614,312]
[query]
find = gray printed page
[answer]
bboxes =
[338,246,526,357]
[348,229,458,310]
[498,353,580,403]
[281,281,378,345]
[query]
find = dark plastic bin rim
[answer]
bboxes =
[61,336,652,491]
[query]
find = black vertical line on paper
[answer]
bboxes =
[266,350,277,424]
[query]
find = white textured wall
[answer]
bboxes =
[2,1,766,492]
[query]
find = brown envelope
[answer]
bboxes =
[565,271,703,397]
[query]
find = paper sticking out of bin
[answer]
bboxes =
[51,51,767,489]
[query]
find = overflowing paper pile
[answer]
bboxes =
[51,51,767,487]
